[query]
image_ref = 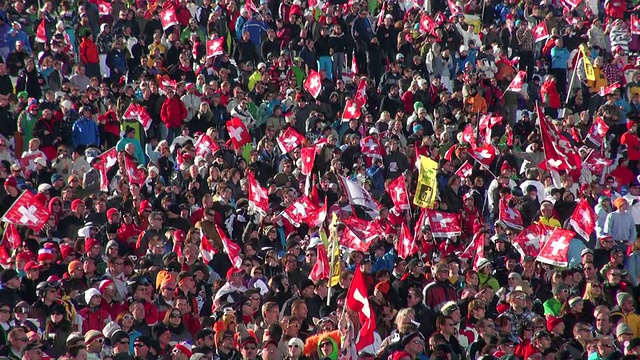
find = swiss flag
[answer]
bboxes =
[277,127,305,154]
[506,71,527,92]
[160,7,178,30]
[341,216,384,251]
[569,198,597,241]
[304,70,322,99]
[1,191,50,231]
[585,116,609,147]
[98,147,118,170]
[3,224,21,249]
[448,0,463,15]
[461,124,476,146]
[300,147,316,176]
[35,19,46,43]
[360,136,384,159]
[419,14,437,34]
[455,160,474,179]
[512,223,553,258]
[281,196,318,227]
[599,83,621,96]
[310,244,330,281]
[388,176,410,211]
[19,153,41,176]
[479,114,503,131]
[426,209,462,238]
[354,80,367,106]
[342,99,361,121]
[537,228,574,267]
[313,137,327,154]
[247,172,269,215]
[194,133,219,157]
[308,200,327,227]
[124,157,146,186]
[558,0,581,11]
[345,265,376,351]
[397,223,418,259]
[123,103,152,131]
[632,16,640,35]
[467,145,497,169]
[97,0,112,15]
[499,201,524,230]
[536,103,581,172]
[206,38,225,58]
[531,21,549,42]
[216,224,243,268]
[584,149,612,175]
[201,233,218,262]
[226,117,252,148]
[434,12,445,26]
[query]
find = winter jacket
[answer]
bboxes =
[541,80,561,109]
[72,117,101,148]
[78,306,111,333]
[80,37,99,64]
[160,96,187,128]
[550,46,570,70]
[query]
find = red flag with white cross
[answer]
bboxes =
[226,117,252,148]
[1,191,50,231]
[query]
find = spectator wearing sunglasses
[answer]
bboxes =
[84,330,105,359]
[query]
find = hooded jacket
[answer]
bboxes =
[160,96,187,128]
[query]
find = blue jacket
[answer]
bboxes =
[116,137,146,165]
[550,46,570,70]
[366,164,384,191]
[244,19,267,46]
[6,30,30,52]
[352,16,373,43]
[235,15,248,40]
[0,23,10,48]
[72,117,100,148]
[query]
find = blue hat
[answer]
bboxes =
[51,174,63,182]
[413,123,424,133]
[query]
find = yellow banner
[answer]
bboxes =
[413,156,439,208]
[328,213,341,287]
[580,45,595,81]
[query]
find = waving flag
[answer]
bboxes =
[585,116,609,147]
[397,223,418,259]
[499,201,524,230]
[455,160,474,179]
[201,233,218,262]
[160,7,178,29]
[207,38,225,58]
[632,15,640,35]
[342,99,361,121]
[97,0,112,15]
[537,229,574,267]
[304,70,322,99]
[123,103,152,131]
[310,244,330,281]
[226,117,252,148]
[277,127,305,153]
[569,198,597,240]
[194,133,219,157]
[468,145,497,169]
[536,103,581,172]
[388,176,410,210]
[346,265,376,351]
[216,224,242,268]
[419,14,437,33]
[2,191,50,231]
[360,136,384,159]
[300,147,316,175]
[339,175,380,219]
[531,21,549,42]
[247,172,269,215]
[426,209,462,237]
[512,223,553,258]
[506,71,527,92]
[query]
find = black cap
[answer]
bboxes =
[21,340,44,355]
[134,336,153,347]
[533,330,551,340]
[526,185,538,193]
[0,269,18,284]
[196,329,214,340]
[401,332,425,347]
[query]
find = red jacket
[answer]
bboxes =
[100,298,129,320]
[80,38,99,64]
[621,131,640,161]
[160,96,187,128]
[541,80,561,109]
[605,0,625,19]
[78,307,111,333]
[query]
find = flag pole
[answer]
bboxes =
[403,174,413,218]
[326,216,338,307]
[563,58,579,118]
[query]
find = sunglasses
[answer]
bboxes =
[170,314,181,318]
[119,340,130,344]
[123,315,133,320]
[288,344,300,348]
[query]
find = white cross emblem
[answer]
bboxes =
[106,154,117,169]
[462,166,472,177]
[197,140,210,153]
[525,234,539,249]
[353,287,371,317]
[309,77,320,90]
[283,136,298,147]
[228,126,244,142]
[549,236,568,255]
[346,103,357,116]
[505,207,518,220]
[292,202,307,217]
[548,159,563,168]
[433,212,453,227]
[364,139,377,152]
[580,209,592,224]
[535,25,545,36]
[251,183,267,200]
[477,150,492,159]
[164,12,174,22]
[18,205,39,225]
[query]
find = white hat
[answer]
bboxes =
[369,128,379,135]
[77,226,92,238]
[257,62,267,70]
[459,45,468,53]
[477,258,491,270]
[34,157,46,167]
[37,183,51,192]
[84,288,101,305]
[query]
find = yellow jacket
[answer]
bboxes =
[538,217,561,228]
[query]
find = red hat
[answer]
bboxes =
[3,176,16,189]
[106,208,119,219]
[628,121,637,131]
[547,316,563,332]
[226,267,244,278]
[500,161,511,173]
[16,251,34,262]
[43,242,58,251]
[71,199,84,212]
[496,302,510,314]
[99,279,114,293]
[173,343,192,358]
[24,261,42,271]
[37,249,54,263]
[84,238,101,253]
[173,229,185,243]
[375,280,390,295]
[60,245,75,260]
[139,200,152,214]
